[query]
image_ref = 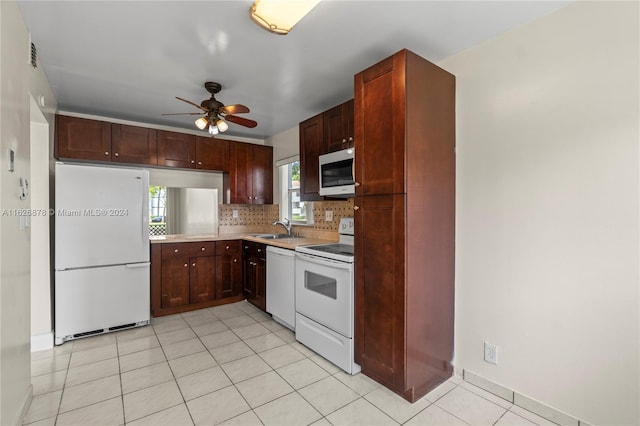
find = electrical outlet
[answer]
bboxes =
[232,209,238,218]
[325,210,333,222]
[484,342,498,365]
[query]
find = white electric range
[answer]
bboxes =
[294,217,360,374]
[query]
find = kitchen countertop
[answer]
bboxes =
[150,233,336,250]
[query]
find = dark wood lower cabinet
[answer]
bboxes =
[151,240,244,317]
[242,241,267,311]
[354,193,454,402]
[215,241,242,299]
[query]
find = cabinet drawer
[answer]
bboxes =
[242,241,266,258]
[216,240,241,255]
[161,242,216,258]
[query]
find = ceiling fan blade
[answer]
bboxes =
[225,115,258,128]
[175,96,208,112]
[220,104,250,115]
[162,112,203,116]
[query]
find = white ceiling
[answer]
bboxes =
[17,1,570,140]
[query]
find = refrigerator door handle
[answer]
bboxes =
[125,262,151,269]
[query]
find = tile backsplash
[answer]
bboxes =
[311,199,354,231]
[219,204,279,227]
[218,199,353,234]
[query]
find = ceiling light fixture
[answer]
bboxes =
[208,124,219,135]
[250,0,321,35]
[195,117,209,130]
[216,119,229,132]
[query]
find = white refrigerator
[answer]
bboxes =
[55,162,150,345]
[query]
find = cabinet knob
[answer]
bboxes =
[225,245,230,250]
[104,151,109,155]
[348,136,353,142]
[342,138,347,143]
[201,247,206,251]
[233,258,238,263]
[174,249,179,253]
[354,182,361,187]
[198,161,202,165]
[353,206,360,211]
[183,263,188,267]
[257,248,262,253]
[248,196,252,200]
[254,197,258,200]
[114,153,119,157]
[192,262,196,267]
[244,246,249,250]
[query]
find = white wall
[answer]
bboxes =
[439,2,639,424]
[1,0,57,422]
[267,126,300,204]
[30,100,52,350]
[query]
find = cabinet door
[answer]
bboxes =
[216,254,242,299]
[55,115,112,161]
[189,255,216,303]
[324,99,354,153]
[160,248,190,309]
[111,124,157,165]
[196,136,228,171]
[228,142,251,203]
[253,257,267,312]
[226,142,273,204]
[354,54,405,196]
[243,256,255,302]
[299,114,324,201]
[354,194,406,389]
[250,145,273,204]
[157,131,196,168]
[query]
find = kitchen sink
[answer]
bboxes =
[254,234,299,240]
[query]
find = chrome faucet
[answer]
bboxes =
[273,218,292,236]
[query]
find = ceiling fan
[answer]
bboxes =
[163,82,257,135]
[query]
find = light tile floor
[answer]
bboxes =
[25,301,557,425]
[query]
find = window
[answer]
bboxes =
[149,186,167,236]
[279,159,310,224]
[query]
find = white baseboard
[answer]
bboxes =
[462,369,587,426]
[31,331,54,352]
[14,384,33,426]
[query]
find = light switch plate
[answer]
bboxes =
[232,209,238,218]
[325,210,333,222]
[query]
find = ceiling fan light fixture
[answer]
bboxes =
[250,0,321,35]
[195,117,209,130]
[216,119,229,132]
[208,124,219,135]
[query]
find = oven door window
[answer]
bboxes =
[304,271,337,299]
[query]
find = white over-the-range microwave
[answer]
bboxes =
[318,148,355,198]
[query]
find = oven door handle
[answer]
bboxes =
[295,252,353,271]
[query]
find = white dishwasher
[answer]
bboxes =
[266,246,295,330]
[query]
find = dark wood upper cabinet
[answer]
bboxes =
[324,98,354,153]
[354,49,455,403]
[299,113,325,201]
[157,131,196,169]
[55,115,112,162]
[111,124,157,165]
[226,142,273,204]
[355,54,406,196]
[196,136,229,171]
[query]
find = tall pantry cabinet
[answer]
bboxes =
[353,49,456,402]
